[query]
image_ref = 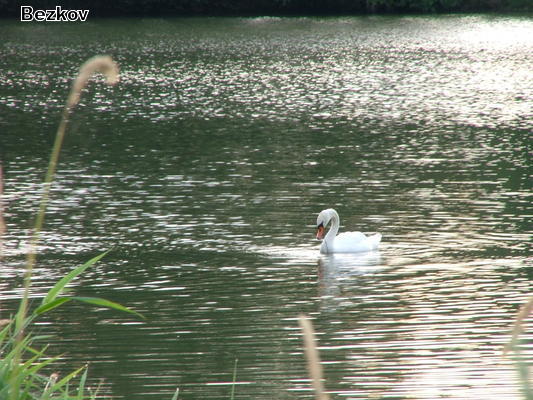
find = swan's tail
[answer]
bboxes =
[369,233,382,249]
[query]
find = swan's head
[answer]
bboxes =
[316,209,334,240]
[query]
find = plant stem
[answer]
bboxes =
[298,314,329,400]
[17,107,71,335]
[15,55,118,337]
[230,358,238,400]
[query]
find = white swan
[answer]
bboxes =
[316,208,381,254]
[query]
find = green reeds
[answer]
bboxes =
[1,55,141,400]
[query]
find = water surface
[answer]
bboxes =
[0,15,531,400]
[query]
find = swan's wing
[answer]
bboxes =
[336,231,367,243]
[333,231,381,252]
[333,231,367,251]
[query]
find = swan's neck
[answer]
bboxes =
[324,210,340,246]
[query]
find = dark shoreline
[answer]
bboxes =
[1,0,531,19]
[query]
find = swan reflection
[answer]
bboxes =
[318,251,383,309]
[318,251,382,273]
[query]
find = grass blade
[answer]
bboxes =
[50,365,85,392]
[34,298,72,316]
[76,366,88,400]
[41,251,110,307]
[73,297,145,319]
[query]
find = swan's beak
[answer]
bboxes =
[316,224,325,240]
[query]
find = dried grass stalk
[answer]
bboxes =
[66,55,119,109]
[298,314,329,400]
[504,296,533,355]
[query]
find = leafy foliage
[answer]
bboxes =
[0,252,136,400]
[0,55,142,400]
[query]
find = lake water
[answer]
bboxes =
[0,15,531,400]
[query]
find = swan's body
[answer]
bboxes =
[316,208,381,254]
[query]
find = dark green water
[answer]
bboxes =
[0,15,531,400]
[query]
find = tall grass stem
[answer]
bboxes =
[298,314,329,400]
[16,56,119,335]
[170,388,180,400]
[9,56,118,400]
[230,358,238,400]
